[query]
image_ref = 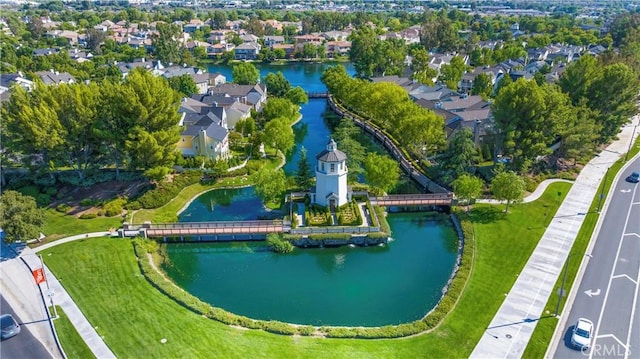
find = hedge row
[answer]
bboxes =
[365,201,379,227]
[373,205,391,234]
[337,201,362,226]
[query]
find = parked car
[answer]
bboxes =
[571,318,593,350]
[626,171,640,183]
[0,314,20,340]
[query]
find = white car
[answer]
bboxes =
[571,318,593,350]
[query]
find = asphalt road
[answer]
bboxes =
[0,295,53,359]
[554,157,640,359]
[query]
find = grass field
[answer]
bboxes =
[41,182,571,358]
[41,210,122,242]
[51,306,95,359]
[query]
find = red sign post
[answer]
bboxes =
[32,268,45,285]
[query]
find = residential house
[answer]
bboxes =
[45,30,80,45]
[69,48,93,63]
[184,19,204,33]
[35,70,76,86]
[209,72,227,87]
[294,34,324,45]
[208,43,235,57]
[207,30,229,44]
[178,106,230,160]
[0,72,34,95]
[162,66,210,94]
[261,19,283,32]
[241,34,260,43]
[208,83,267,111]
[272,44,295,59]
[234,42,261,60]
[117,58,165,78]
[263,35,285,48]
[321,30,350,41]
[225,101,252,129]
[325,41,351,58]
[524,60,548,75]
[33,48,60,56]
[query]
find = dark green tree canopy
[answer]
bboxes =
[232,62,260,85]
[0,191,44,243]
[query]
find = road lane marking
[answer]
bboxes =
[612,274,638,285]
[590,183,638,359]
[585,288,601,297]
[624,243,640,359]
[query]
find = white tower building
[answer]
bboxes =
[313,139,349,209]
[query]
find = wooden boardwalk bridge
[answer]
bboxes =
[306,92,328,98]
[142,220,284,238]
[370,193,454,206]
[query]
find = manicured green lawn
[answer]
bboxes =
[41,210,122,241]
[42,183,571,358]
[51,306,95,359]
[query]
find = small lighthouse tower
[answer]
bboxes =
[313,139,349,210]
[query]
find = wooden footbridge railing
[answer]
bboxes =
[142,220,284,238]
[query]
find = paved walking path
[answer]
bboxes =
[477,178,574,205]
[32,233,117,359]
[471,117,640,358]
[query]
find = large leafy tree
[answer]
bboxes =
[420,10,459,52]
[253,168,287,204]
[471,73,493,98]
[0,191,44,243]
[261,97,297,122]
[439,56,468,90]
[122,68,182,175]
[1,82,66,170]
[490,171,525,213]
[364,153,400,195]
[167,74,198,97]
[285,87,308,106]
[264,117,295,156]
[492,78,563,171]
[349,26,405,78]
[152,23,182,65]
[439,128,479,183]
[263,71,291,97]
[560,55,639,142]
[452,174,483,212]
[410,48,438,85]
[232,62,260,85]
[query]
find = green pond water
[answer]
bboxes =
[162,211,458,327]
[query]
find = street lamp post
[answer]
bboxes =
[555,252,592,317]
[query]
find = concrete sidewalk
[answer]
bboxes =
[32,235,117,359]
[470,117,640,358]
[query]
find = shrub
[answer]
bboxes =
[136,171,201,209]
[79,213,97,219]
[56,203,71,213]
[103,197,127,217]
[266,233,294,253]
